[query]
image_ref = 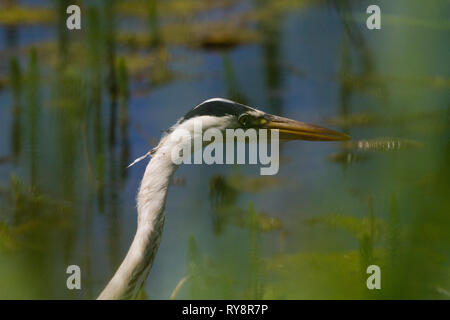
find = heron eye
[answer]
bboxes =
[239,114,249,126]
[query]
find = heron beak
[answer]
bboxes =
[262,115,350,141]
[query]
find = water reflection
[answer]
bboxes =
[9,56,21,164]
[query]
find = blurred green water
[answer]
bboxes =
[0,0,448,299]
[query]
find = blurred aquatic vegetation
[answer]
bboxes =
[267,186,450,299]
[50,66,85,113]
[222,53,249,104]
[0,1,136,296]
[247,202,265,299]
[8,56,22,162]
[9,56,22,106]
[209,173,284,234]
[177,203,266,299]
[117,21,261,51]
[3,0,398,68]
[209,174,238,209]
[325,109,445,128]
[146,0,162,48]
[0,217,60,252]
[209,174,239,234]
[183,235,235,299]
[264,197,383,299]
[114,0,323,53]
[0,221,18,251]
[1,0,260,57]
[199,190,446,299]
[117,58,129,101]
[0,175,71,252]
[304,213,383,241]
[333,0,385,101]
[0,0,317,94]
[216,206,284,233]
[243,0,317,24]
[192,22,261,51]
[117,58,131,181]
[50,64,86,201]
[117,0,261,50]
[226,171,284,193]
[116,0,236,19]
[0,75,6,90]
[326,113,383,127]
[135,288,149,300]
[382,192,450,299]
[0,4,55,26]
[264,250,366,299]
[170,176,186,187]
[0,155,13,165]
[336,72,450,90]
[327,151,369,165]
[6,175,70,224]
[25,48,40,186]
[112,49,175,86]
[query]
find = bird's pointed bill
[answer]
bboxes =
[263,115,350,141]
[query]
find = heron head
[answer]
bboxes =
[179,98,350,141]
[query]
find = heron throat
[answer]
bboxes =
[98,142,178,300]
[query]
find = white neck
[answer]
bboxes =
[98,141,177,300]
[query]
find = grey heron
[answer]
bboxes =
[98,98,350,300]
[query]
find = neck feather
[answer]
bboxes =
[98,142,177,300]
